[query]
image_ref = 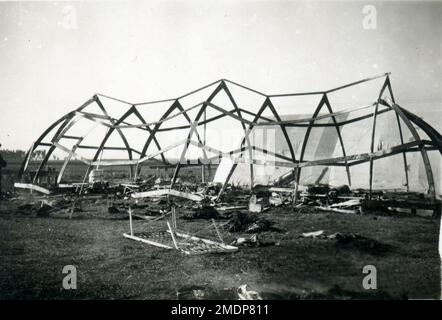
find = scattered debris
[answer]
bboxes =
[36,203,53,217]
[330,199,361,208]
[231,234,277,247]
[317,206,360,214]
[215,205,247,212]
[123,207,238,255]
[14,183,51,195]
[301,230,324,238]
[16,203,37,215]
[226,211,277,233]
[132,188,205,202]
[88,169,104,184]
[333,233,394,256]
[193,289,205,299]
[300,230,394,255]
[306,184,330,196]
[238,284,262,300]
[269,193,283,207]
[248,194,264,213]
[107,205,121,214]
[182,206,221,220]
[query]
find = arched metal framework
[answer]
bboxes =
[19,73,442,200]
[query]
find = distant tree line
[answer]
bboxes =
[0,149,26,162]
[0,149,61,162]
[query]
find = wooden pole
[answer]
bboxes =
[292,168,299,207]
[202,108,206,183]
[172,207,177,230]
[368,102,379,199]
[128,207,133,236]
[212,219,224,244]
[167,221,179,250]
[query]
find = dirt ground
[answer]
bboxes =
[0,197,440,300]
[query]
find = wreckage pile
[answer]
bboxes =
[225,211,276,233]
[7,172,438,257]
[8,174,441,221]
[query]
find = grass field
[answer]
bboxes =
[0,197,440,300]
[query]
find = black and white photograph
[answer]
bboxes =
[0,0,441,307]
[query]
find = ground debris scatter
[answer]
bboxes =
[225,211,280,233]
[300,230,395,256]
[0,169,440,300]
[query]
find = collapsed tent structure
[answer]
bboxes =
[17,73,442,202]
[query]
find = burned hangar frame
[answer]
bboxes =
[17,73,442,201]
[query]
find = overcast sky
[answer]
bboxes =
[0,0,441,150]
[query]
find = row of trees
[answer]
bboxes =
[0,149,62,162]
[0,149,26,162]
